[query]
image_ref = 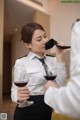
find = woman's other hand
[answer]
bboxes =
[55,41,67,62]
[44,81,60,92]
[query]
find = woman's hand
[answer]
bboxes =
[17,87,30,102]
[55,41,67,63]
[44,81,60,92]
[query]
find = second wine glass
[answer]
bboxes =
[44,67,57,81]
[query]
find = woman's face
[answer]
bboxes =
[27,29,48,57]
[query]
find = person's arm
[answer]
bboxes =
[54,42,67,86]
[44,20,80,119]
[44,78,80,118]
[11,82,18,103]
[11,59,30,103]
[55,59,67,86]
[11,60,20,103]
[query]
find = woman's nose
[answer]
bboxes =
[43,38,47,43]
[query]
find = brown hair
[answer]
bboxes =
[21,23,45,43]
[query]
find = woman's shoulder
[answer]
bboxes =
[17,54,28,59]
[15,54,28,64]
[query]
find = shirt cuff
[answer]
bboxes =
[44,87,58,109]
[11,92,18,104]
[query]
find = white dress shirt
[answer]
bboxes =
[44,21,80,119]
[11,52,67,103]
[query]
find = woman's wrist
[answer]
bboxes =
[17,99,24,103]
[56,56,65,63]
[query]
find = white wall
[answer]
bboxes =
[49,0,80,44]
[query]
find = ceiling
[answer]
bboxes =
[4,0,36,37]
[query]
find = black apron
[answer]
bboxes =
[13,95,52,120]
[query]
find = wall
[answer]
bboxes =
[0,0,4,112]
[49,0,80,44]
[11,33,29,68]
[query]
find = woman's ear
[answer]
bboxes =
[24,43,31,49]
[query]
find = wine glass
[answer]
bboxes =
[44,67,57,81]
[12,67,34,107]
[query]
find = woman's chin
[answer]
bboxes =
[37,52,45,57]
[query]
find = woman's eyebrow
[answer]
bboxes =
[36,36,42,39]
[35,33,46,39]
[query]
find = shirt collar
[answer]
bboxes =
[27,51,46,60]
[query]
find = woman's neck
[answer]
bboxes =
[31,51,45,58]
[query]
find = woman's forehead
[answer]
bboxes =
[32,29,46,38]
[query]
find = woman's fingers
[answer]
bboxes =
[17,87,30,101]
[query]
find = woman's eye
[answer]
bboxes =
[44,35,47,38]
[37,39,41,41]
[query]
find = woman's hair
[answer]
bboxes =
[21,23,45,43]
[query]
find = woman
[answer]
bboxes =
[11,23,67,120]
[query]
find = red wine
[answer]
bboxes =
[44,75,56,81]
[14,82,27,87]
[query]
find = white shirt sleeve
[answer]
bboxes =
[55,62,67,86]
[44,21,80,119]
[11,59,25,103]
[11,82,18,103]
